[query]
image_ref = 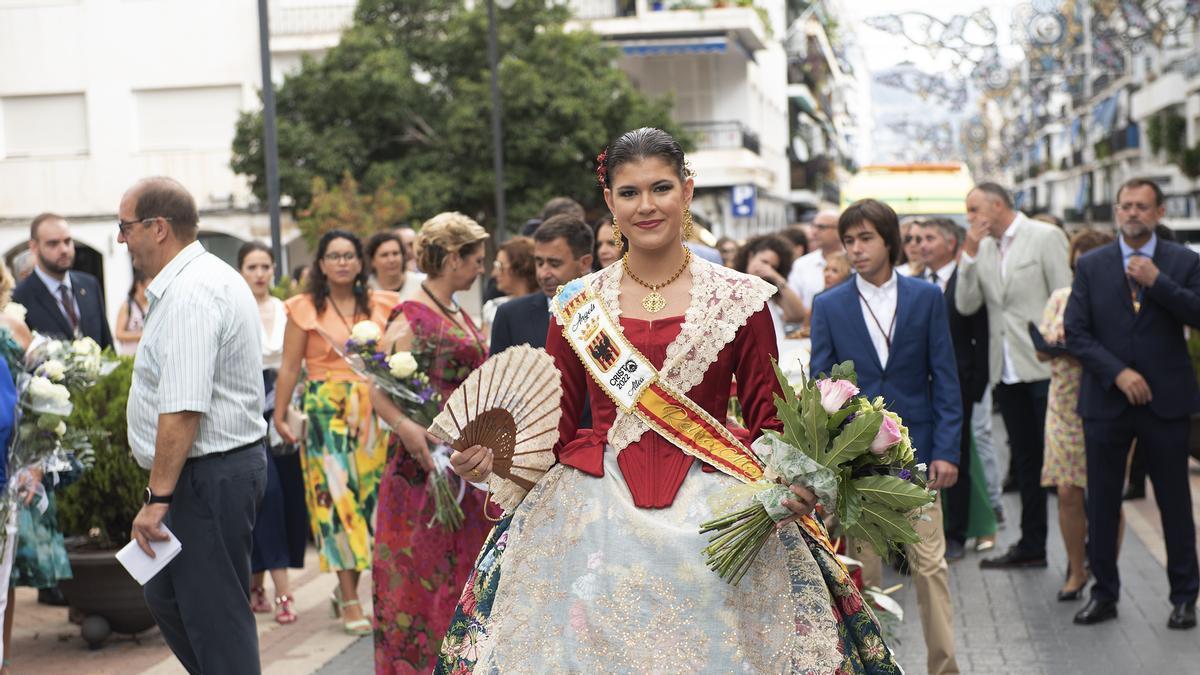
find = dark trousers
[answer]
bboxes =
[943,394,974,544]
[145,443,267,675]
[994,380,1049,555]
[1083,409,1199,605]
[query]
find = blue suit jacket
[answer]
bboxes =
[1065,240,1200,420]
[810,274,963,466]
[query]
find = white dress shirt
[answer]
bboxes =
[788,250,828,310]
[128,241,268,469]
[261,296,286,371]
[927,260,957,293]
[856,271,899,367]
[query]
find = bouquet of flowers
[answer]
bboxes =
[700,360,934,585]
[1,337,114,548]
[336,321,463,531]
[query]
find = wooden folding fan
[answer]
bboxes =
[428,345,562,512]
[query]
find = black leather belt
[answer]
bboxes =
[186,438,266,464]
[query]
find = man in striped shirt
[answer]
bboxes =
[121,177,268,675]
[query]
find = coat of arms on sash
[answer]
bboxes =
[586,329,621,370]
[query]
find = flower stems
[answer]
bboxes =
[699,503,777,585]
[427,469,465,532]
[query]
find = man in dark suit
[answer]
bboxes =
[491,214,593,354]
[914,217,990,561]
[810,199,962,675]
[1065,178,1199,629]
[13,213,113,349]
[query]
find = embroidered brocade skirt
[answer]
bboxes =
[436,452,901,674]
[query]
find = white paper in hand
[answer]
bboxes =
[116,526,183,585]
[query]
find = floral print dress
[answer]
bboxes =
[373,301,490,674]
[1040,286,1087,489]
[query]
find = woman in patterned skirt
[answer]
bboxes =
[274,230,398,634]
[369,213,491,673]
[1038,228,1114,601]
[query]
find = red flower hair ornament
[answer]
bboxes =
[595,148,608,190]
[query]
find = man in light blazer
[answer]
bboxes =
[811,199,962,675]
[955,183,1071,569]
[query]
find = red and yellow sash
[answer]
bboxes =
[552,279,764,484]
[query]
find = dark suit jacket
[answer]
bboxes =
[13,270,113,350]
[943,268,990,403]
[489,292,551,356]
[1065,239,1200,420]
[810,274,963,465]
[491,291,591,428]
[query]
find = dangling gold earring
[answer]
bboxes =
[683,209,695,241]
[612,220,622,247]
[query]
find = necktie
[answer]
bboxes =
[1127,252,1144,313]
[58,285,78,330]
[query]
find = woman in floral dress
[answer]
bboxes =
[1038,229,1113,601]
[370,213,491,673]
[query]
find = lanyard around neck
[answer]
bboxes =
[857,287,897,350]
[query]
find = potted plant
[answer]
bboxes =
[54,356,156,648]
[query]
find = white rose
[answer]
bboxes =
[48,383,71,405]
[388,352,418,378]
[54,421,66,437]
[2,303,26,321]
[38,359,66,382]
[27,376,57,401]
[350,321,382,343]
[72,337,100,356]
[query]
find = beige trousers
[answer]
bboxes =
[854,493,959,675]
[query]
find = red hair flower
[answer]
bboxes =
[595,148,609,189]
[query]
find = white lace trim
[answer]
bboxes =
[582,259,774,453]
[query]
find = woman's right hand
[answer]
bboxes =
[393,418,436,473]
[450,444,494,482]
[274,410,298,445]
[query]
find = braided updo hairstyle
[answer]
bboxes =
[598,128,690,190]
[413,212,489,277]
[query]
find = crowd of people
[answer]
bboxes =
[0,127,1196,675]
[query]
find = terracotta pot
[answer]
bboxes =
[58,548,156,648]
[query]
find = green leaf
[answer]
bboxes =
[830,360,858,385]
[770,357,798,407]
[823,411,882,468]
[800,384,830,459]
[772,393,808,451]
[826,407,853,430]
[845,518,890,560]
[859,502,922,546]
[853,475,935,512]
[838,471,863,530]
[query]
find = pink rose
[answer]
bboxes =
[869,414,902,456]
[817,379,859,414]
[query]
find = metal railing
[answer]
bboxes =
[681,121,761,155]
[569,0,638,19]
[270,1,357,36]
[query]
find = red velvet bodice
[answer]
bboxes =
[546,306,783,508]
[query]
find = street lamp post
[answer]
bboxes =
[256,0,284,282]
[486,0,514,242]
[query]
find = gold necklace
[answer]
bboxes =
[622,247,692,313]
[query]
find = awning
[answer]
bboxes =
[1070,117,1082,145]
[620,37,727,57]
[1091,95,1119,134]
[1074,173,1091,212]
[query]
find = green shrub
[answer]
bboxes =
[55,356,145,549]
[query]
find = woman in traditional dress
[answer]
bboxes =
[274,230,398,635]
[239,242,308,625]
[370,213,492,673]
[437,128,898,673]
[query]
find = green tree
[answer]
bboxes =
[232,0,686,235]
[297,171,412,248]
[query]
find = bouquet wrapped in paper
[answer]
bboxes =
[1,336,114,547]
[333,321,462,531]
[701,360,934,585]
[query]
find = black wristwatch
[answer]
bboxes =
[144,487,173,505]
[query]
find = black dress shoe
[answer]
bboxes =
[1122,483,1146,501]
[1057,586,1085,602]
[980,547,1048,569]
[945,539,965,562]
[1074,598,1118,625]
[37,586,68,607]
[1168,603,1197,630]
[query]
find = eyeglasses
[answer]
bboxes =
[322,252,359,264]
[117,216,170,236]
[492,260,510,271]
[1117,202,1155,213]
[903,236,914,244]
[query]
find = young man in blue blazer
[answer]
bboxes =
[810,199,963,675]
[1065,178,1199,630]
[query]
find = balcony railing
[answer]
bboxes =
[682,121,760,155]
[270,1,356,37]
[570,0,637,19]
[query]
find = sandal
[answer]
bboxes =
[250,586,272,614]
[338,598,373,636]
[275,595,298,624]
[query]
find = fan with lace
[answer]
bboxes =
[428,345,562,512]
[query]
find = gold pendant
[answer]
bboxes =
[642,291,666,313]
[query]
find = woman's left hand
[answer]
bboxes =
[18,467,44,506]
[776,483,818,528]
